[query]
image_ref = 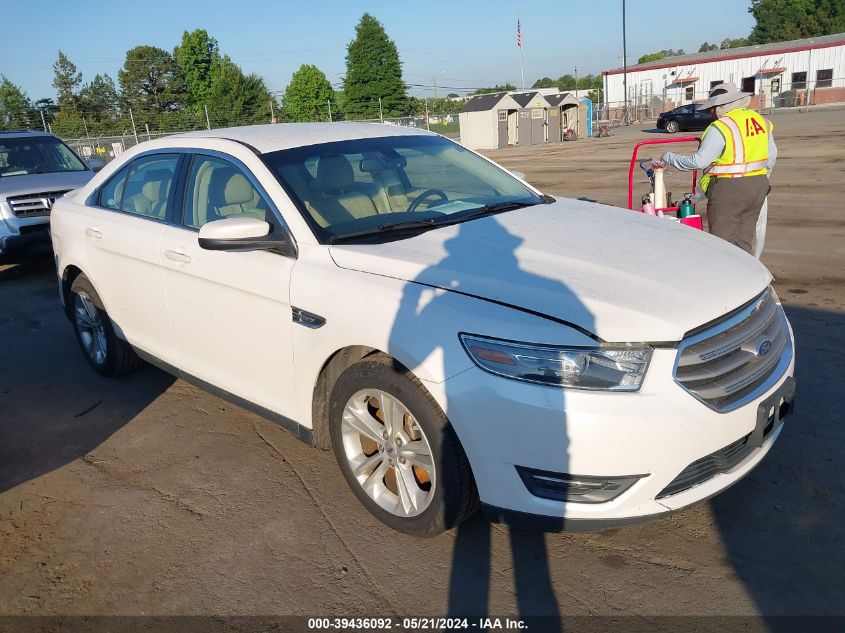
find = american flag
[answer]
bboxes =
[517,17,522,48]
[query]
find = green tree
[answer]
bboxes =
[174,29,221,108]
[342,13,409,119]
[747,0,845,44]
[118,46,186,125]
[79,74,119,125]
[469,83,516,95]
[637,49,685,64]
[283,64,336,122]
[720,37,749,49]
[0,76,32,130]
[52,51,82,108]
[699,41,719,52]
[557,74,576,90]
[532,77,557,89]
[33,97,58,127]
[206,56,273,127]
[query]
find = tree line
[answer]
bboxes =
[637,0,844,64]
[0,13,466,136]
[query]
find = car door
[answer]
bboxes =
[81,152,181,363]
[160,151,299,420]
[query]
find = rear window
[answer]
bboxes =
[0,136,87,177]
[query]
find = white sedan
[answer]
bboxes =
[50,123,795,536]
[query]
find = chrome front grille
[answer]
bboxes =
[674,288,792,412]
[6,190,70,218]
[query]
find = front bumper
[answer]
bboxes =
[438,345,795,529]
[0,220,51,255]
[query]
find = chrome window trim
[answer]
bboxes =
[672,287,793,413]
[85,147,298,257]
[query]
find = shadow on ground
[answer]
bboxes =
[0,248,174,494]
[712,304,844,625]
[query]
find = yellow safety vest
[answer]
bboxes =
[699,107,771,193]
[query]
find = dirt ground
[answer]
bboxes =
[1,108,843,625]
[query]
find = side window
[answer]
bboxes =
[119,154,180,220]
[98,165,130,210]
[183,155,272,229]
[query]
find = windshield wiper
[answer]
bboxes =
[329,200,541,244]
[329,218,444,244]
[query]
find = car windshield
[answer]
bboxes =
[262,134,542,241]
[0,136,88,177]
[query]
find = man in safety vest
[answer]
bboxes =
[662,82,777,255]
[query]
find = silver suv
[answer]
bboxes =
[0,130,100,257]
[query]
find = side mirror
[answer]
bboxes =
[198,217,295,256]
[87,158,106,172]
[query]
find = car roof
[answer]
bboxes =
[0,129,56,139]
[171,122,436,154]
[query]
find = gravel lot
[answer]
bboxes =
[1,108,843,624]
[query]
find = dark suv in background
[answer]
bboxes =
[0,130,101,257]
[656,105,715,133]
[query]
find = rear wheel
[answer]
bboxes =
[70,274,144,377]
[329,354,478,537]
[665,120,680,134]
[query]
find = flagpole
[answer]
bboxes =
[518,12,525,91]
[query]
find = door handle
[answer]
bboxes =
[165,249,192,264]
[85,227,103,239]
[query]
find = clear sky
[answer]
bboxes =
[0,0,755,100]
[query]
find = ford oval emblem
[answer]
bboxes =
[756,338,772,357]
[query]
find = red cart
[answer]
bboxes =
[627,136,705,230]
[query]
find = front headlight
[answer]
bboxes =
[459,334,652,391]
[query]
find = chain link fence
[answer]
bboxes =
[596,76,845,125]
[47,110,461,163]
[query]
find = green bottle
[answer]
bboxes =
[679,194,694,218]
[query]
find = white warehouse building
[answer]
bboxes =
[602,33,845,114]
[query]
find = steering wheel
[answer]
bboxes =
[407,188,448,213]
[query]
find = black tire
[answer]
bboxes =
[69,274,144,377]
[665,120,680,134]
[329,353,479,537]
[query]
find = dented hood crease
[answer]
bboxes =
[328,200,771,342]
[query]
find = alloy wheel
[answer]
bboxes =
[340,389,436,517]
[74,291,107,366]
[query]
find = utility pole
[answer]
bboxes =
[518,11,525,92]
[270,100,276,123]
[425,98,430,131]
[327,99,333,122]
[129,108,139,144]
[204,104,211,130]
[378,97,384,123]
[145,123,151,141]
[574,65,578,98]
[39,109,47,132]
[433,75,438,99]
[622,0,629,125]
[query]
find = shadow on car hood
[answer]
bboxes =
[329,199,771,342]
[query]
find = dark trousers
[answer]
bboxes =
[705,175,769,254]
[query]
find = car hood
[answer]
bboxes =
[0,171,93,198]
[328,199,771,342]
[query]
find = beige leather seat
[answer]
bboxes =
[124,169,172,218]
[204,168,265,224]
[311,155,379,225]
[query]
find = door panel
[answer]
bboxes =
[82,154,180,363]
[161,154,298,419]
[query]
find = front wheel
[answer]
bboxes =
[70,274,144,377]
[329,354,478,536]
[665,120,680,134]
